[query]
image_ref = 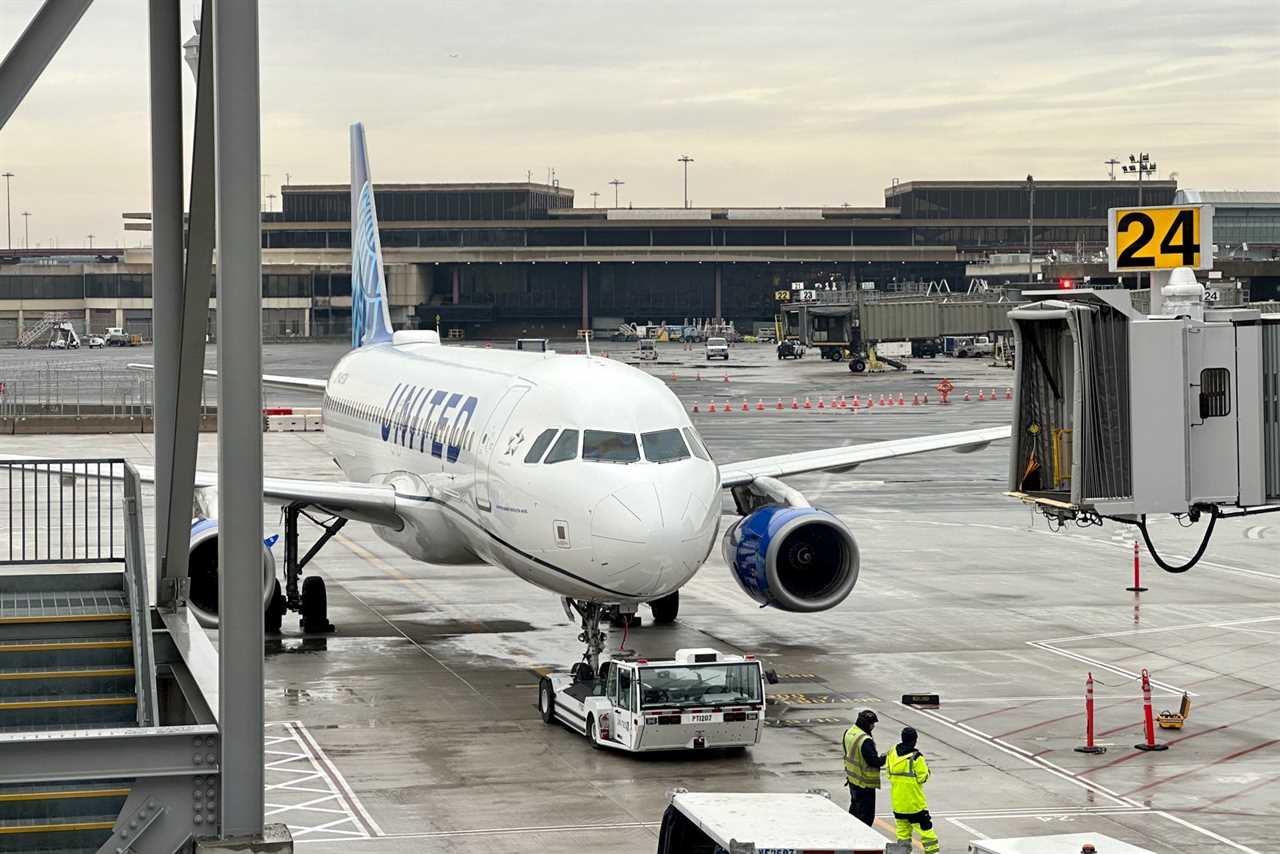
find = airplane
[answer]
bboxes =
[13,123,1009,670]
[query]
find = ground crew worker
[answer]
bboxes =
[887,726,940,853]
[842,709,885,826]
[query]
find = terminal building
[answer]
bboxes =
[2,178,1276,343]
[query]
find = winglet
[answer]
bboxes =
[350,122,394,349]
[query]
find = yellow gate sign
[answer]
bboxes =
[1108,204,1213,272]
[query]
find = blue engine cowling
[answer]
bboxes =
[187,517,278,628]
[722,506,859,612]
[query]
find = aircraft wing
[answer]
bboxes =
[717,425,1010,489]
[0,455,404,529]
[127,364,327,393]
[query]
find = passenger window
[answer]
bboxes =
[582,430,640,464]
[524,429,558,463]
[1200,368,1231,418]
[544,429,579,464]
[642,428,690,463]
[682,427,711,461]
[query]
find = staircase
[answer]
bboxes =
[0,573,141,852]
[15,313,66,350]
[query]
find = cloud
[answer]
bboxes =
[1,0,1276,244]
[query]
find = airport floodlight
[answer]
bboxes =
[609,178,625,208]
[678,155,694,209]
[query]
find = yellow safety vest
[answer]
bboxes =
[886,746,930,814]
[842,725,882,789]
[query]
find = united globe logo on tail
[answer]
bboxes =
[349,122,394,349]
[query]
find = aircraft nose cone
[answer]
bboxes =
[591,482,700,595]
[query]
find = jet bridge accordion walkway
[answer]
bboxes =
[0,458,226,854]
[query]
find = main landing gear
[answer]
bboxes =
[268,503,344,634]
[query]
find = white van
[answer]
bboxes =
[705,337,729,360]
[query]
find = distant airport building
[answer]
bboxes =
[3,178,1276,343]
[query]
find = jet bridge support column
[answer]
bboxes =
[211,0,273,844]
[581,264,590,334]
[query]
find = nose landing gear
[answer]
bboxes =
[563,598,608,674]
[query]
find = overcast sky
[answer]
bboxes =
[2,0,1277,248]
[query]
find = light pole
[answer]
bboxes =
[1026,174,1035,284]
[590,191,600,208]
[266,193,277,212]
[609,178,625,208]
[21,212,30,248]
[677,154,694,208]
[1105,158,1120,180]
[2,172,13,250]
[86,234,94,249]
[1122,152,1157,206]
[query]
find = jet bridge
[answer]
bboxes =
[1007,275,1280,567]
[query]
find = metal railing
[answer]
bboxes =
[2,459,127,564]
[0,362,156,418]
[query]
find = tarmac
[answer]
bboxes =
[2,339,1277,853]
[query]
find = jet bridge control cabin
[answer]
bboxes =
[1006,284,1280,519]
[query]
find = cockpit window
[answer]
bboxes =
[583,430,640,464]
[641,429,690,463]
[682,427,711,461]
[544,429,579,464]
[524,429,558,463]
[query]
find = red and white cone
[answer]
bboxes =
[803,397,813,409]
[1005,388,1013,400]
[838,395,847,409]
[792,397,799,410]
[817,398,825,409]
[912,393,920,406]
[756,399,765,411]
[723,373,730,383]
[897,393,905,406]
[978,389,985,401]
[923,393,929,405]
[691,402,700,413]
[776,398,784,410]
[708,402,717,413]
[852,395,861,409]
[963,391,971,402]
[741,400,749,412]
[991,388,998,401]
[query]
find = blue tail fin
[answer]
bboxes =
[350,122,394,349]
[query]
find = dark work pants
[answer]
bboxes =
[848,785,875,826]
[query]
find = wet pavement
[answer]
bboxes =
[4,339,1277,853]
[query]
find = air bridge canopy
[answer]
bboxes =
[1007,287,1280,518]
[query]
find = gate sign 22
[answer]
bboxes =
[1108,204,1214,272]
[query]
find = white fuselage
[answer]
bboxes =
[320,341,722,604]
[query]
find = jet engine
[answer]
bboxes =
[722,505,859,612]
[187,518,278,628]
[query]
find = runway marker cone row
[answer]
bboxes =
[688,387,990,415]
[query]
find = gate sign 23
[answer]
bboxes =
[1108,204,1214,272]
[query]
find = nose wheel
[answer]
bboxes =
[563,598,608,674]
[648,590,679,624]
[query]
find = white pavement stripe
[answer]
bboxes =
[948,817,989,839]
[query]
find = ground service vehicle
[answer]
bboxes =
[87,335,105,348]
[946,334,993,358]
[105,327,131,346]
[539,648,765,752]
[777,338,804,359]
[656,792,890,854]
[705,337,729,360]
[637,338,658,360]
[911,337,942,358]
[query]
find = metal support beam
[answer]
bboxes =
[150,0,184,588]
[0,0,94,132]
[212,0,265,837]
[0,725,219,784]
[580,264,589,333]
[158,0,217,610]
